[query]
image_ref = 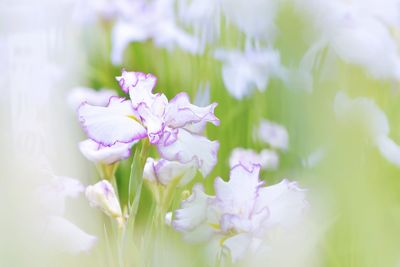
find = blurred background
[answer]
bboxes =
[2,0,400,266]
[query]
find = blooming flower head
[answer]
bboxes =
[78,70,220,176]
[171,164,308,262]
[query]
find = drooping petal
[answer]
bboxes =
[164,92,219,130]
[44,216,97,254]
[214,164,263,216]
[376,135,400,167]
[78,96,147,146]
[143,157,197,186]
[79,139,135,165]
[85,180,122,220]
[255,179,307,229]
[158,128,219,177]
[67,87,116,110]
[256,119,289,151]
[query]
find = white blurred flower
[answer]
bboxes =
[67,87,116,111]
[215,48,286,99]
[295,0,400,90]
[229,148,279,171]
[220,0,279,41]
[256,120,289,151]
[37,175,97,254]
[334,91,400,166]
[110,0,200,65]
[85,180,123,223]
[172,164,308,262]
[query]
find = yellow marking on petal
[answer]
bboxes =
[127,115,141,123]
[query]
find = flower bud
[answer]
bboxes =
[85,180,123,223]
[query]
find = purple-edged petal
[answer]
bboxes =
[214,164,263,216]
[143,157,197,186]
[116,69,139,93]
[158,128,219,177]
[79,139,135,165]
[86,180,122,219]
[229,148,279,170]
[78,96,147,146]
[127,71,158,108]
[165,92,219,131]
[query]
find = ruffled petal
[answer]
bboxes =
[214,164,263,216]
[256,179,307,229]
[164,92,219,131]
[67,87,116,110]
[78,96,147,146]
[143,157,197,186]
[158,128,219,177]
[229,148,279,170]
[173,184,211,232]
[127,71,158,108]
[44,216,97,254]
[79,139,135,164]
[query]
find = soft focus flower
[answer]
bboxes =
[172,164,308,262]
[67,86,116,111]
[215,48,286,99]
[256,119,289,151]
[295,0,400,90]
[79,70,220,176]
[85,180,123,224]
[220,0,279,41]
[334,91,400,166]
[143,157,197,186]
[110,0,199,64]
[229,148,279,171]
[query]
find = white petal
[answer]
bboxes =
[214,164,262,216]
[256,179,307,229]
[127,72,158,108]
[173,184,210,232]
[376,135,400,166]
[79,139,135,164]
[223,233,252,263]
[256,119,289,151]
[158,128,219,177]
[164,92,219,130]
[67,87,116,110]
[44,216,97,254]
[78,96,147,145]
